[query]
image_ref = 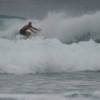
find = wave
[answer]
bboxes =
[0,38,100,74]
[0,12,100,74]
[1,12,100,43]
[39,11,100,43]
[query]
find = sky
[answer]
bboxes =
[0,0,100,19]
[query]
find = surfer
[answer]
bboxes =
[19,22,40,39]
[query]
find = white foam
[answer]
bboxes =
[39,11,100,43]
[0,12,100,74]
[0,11,100,43]
[1,11,100,42]
[0,37,100,74]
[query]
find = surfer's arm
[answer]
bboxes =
[31,26,41,31]
[29,28,38,33]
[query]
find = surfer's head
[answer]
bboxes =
[28,21,32,26]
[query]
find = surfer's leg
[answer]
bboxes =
[25,29,33,39]
[26,32,32,39]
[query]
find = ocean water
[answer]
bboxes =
[0,11,100,100]
[0,72,100,100]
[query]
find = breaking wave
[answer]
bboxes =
[0,12,100,74]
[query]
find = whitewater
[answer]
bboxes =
[0,12,100,74]
[0,12,100,100]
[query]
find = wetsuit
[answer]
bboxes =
[20,25,30,36]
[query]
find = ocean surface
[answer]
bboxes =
[0,10,100,100]
[0,72,100,100]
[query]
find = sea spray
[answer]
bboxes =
[1,12,100,43]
